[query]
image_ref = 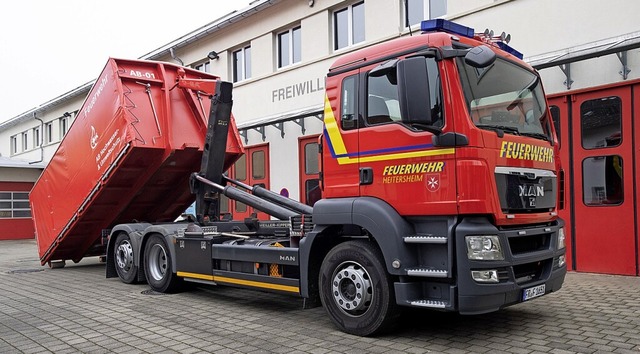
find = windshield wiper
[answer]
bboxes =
[476,124,520,138]
[520,132,549,141]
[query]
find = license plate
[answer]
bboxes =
[522,284,545,301]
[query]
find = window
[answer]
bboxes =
[60,116,69,138]
[583,156,623,206]
[341,75,358,129]
[252,150,265,179]
[458,57,548,141]
[367,57,443,127]
[334,2,365,50]
[10,135,17,155]
[33,126,41,147]
[194,62,210,73]
[21,132,28,151]
[581,97,621,149]
[0,192,32,219]
[278,26,302,68]
[232,46,251,82]
[45,122,53,144]
[405,0,447,27]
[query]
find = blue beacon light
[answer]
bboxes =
[420,19,524,60]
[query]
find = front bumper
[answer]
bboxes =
[455,217,566,314]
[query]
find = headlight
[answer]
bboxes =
[465,235,504,260]
[557,227,566,250]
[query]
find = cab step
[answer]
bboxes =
[406,268,448,277]
[409,299,448,309]
[403,234,447,244]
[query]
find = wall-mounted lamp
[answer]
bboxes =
[207,51,219,60]
[309,0,314,7]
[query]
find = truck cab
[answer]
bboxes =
[314,19,565,326]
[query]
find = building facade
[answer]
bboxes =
[1,0,639,275]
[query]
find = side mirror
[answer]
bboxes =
[465,45,496,68]
[397,57,432,125]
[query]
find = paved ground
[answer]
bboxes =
[0,239,639,354]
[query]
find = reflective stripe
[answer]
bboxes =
[177,271,300,293]
[322,95,455,165]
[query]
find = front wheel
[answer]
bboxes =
[143,234,181,293]
[114,233,138,284]
[319,240,400,336]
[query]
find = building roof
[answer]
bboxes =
[0,0,277,132]
[0,156,45,169]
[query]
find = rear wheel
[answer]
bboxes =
[144,234,181,293]
[114,233,138,284]
[319,240,399,336]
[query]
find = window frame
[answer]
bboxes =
[33,126,41,148]
[333,1,365,51]
[0,191,32,219]
[59,116,69,138]
[44,121,53,144]
[277,26,302,69]
[21,131,28,151]
[232,45,252,82]
[193,61,210,73]
[404,0,448,28]
[10,135,17,155]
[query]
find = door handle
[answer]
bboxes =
[359,167,373,185]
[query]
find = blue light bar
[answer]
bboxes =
[421,19,474,38]
[496,42,524,60]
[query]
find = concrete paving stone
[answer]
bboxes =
[614,348,640,354]
[3,240,640,354]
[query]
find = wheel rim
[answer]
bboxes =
[115,240,133,272]
[148,243,168,281]
[331,261,373,317]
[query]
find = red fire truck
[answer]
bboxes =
[30,19,566,336]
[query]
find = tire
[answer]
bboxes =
[143,234,181,293]
[319,240,400,336]
[113,233,138,284]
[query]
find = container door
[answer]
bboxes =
[548,96,573,270]
[231,144,270,221]
[572,87,635,275]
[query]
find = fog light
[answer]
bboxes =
[558,255,566,268]
[471,270,499,283]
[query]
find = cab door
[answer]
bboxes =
[358,57,457,216]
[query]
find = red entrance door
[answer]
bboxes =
[571,87,635,275]
[298,135,321,206]
[230,144,270,220]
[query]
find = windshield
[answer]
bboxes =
[457,56,550,141]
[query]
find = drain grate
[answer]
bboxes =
[7,268,44,274]
[141,289,167,295]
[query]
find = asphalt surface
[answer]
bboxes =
[0,239,639,354]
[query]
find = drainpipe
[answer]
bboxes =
[169,47,184,66]
[30,113,44,165]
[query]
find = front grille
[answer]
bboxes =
[509,234,550,255]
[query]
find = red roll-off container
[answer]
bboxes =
[30,58,244,265]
